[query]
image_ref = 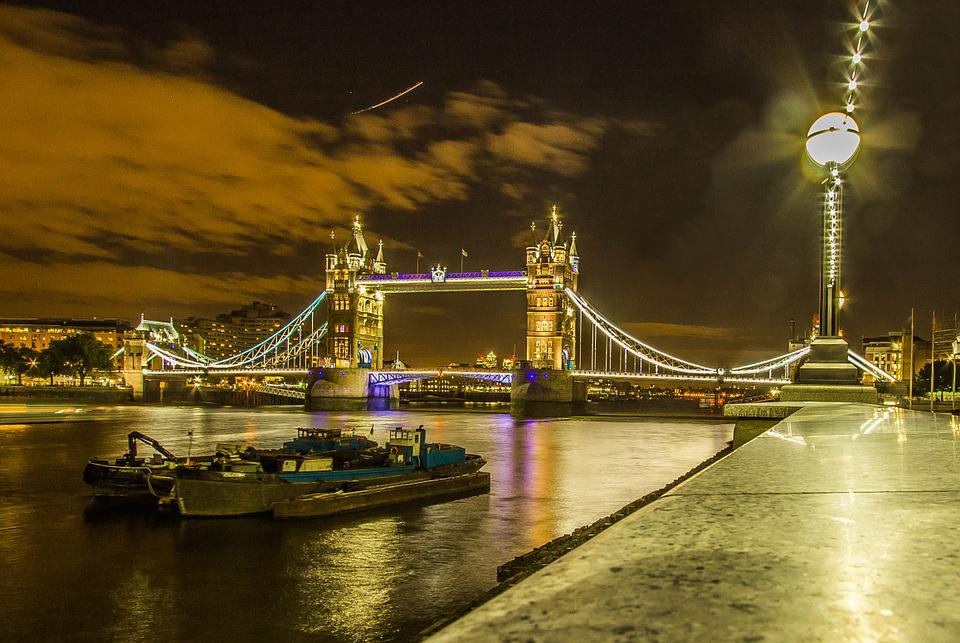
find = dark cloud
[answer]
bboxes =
[0,6,649,325]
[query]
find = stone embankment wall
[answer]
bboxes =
[0,386,133,404]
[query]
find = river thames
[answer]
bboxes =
[0,406,731,641]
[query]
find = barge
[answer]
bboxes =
[83,427,376,503]
[273,472,491,519]
[165,426,485,517]
[84,426,487,519]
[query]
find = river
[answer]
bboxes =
[0,406,731,641]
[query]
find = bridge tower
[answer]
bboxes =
[525,205,579,369]
[325,215,386,369]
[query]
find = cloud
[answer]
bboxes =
[487,120,608,176]
[0,253,319,318]
[0,6,652,320]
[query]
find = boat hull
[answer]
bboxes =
[83,461,175,500]
[273,472,491,520]
[171,465,421,517]
[170,471,332,517]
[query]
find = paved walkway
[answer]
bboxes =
[431,404,960,641]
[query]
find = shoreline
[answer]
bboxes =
[418,418,776,639]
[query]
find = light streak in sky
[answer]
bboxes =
[351,81,424,114]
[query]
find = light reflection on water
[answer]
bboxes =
[0,406,731,641]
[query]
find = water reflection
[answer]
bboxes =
[0,407,731,641]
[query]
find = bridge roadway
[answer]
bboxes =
[430,403,960,641]
[355,270,528,293]
[143,368,789,386]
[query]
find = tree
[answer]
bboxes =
[0,342,37,385]
[57,334,113,386]
[36,342,68,385]
[0,340,14,383]
[12,346,38,385]
[914,360,954,400]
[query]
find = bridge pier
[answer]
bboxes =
[510,368,586,416]
[306,367,398,411]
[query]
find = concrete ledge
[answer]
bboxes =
[723,402,804,419]
[780,383,878,403]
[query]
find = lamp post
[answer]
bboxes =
[793,112,862,387]
[805,112,860,337]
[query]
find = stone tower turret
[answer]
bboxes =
[324,215,385,368]
[525,205,579,369]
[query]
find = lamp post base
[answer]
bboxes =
[795,336,860,385]
[783,336,877,403]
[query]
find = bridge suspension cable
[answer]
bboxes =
[728,346,811,376]
[565,288,718,376]
[145,291,329,372]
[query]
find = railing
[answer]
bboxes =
[369,369,513,386]
[571,370,791,385]
[249,384,306,400]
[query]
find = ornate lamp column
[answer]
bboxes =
[795,111,862,385]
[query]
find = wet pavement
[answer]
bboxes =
[432,404,960,642]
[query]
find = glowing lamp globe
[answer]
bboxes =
[805,112,860,169]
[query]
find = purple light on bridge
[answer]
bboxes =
[363,274,393,281]
[447,271,482,279]
[396,273,430,280]
[487,270,526,278]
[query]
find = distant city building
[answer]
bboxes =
[475,351,497,369]
[179,302,290,360]
[383,355,409,370]
[402,376,510,398]
[502,355,516,370]
[0,318,130,353]
[861,331,931,382]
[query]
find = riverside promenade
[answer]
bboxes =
[431,403,960,641]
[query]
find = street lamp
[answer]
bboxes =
[793,111,863,387]
[805,112,860,337]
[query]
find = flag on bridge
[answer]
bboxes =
[461,248,468,257]
[417,250,423,258]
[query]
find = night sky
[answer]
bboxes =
[1,1,957,368]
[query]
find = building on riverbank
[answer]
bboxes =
[179,301,290,360]
[0,318,130,353]
[861,331,931,382]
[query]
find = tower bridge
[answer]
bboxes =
[126,205,894,409]
[324,208,577,372]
